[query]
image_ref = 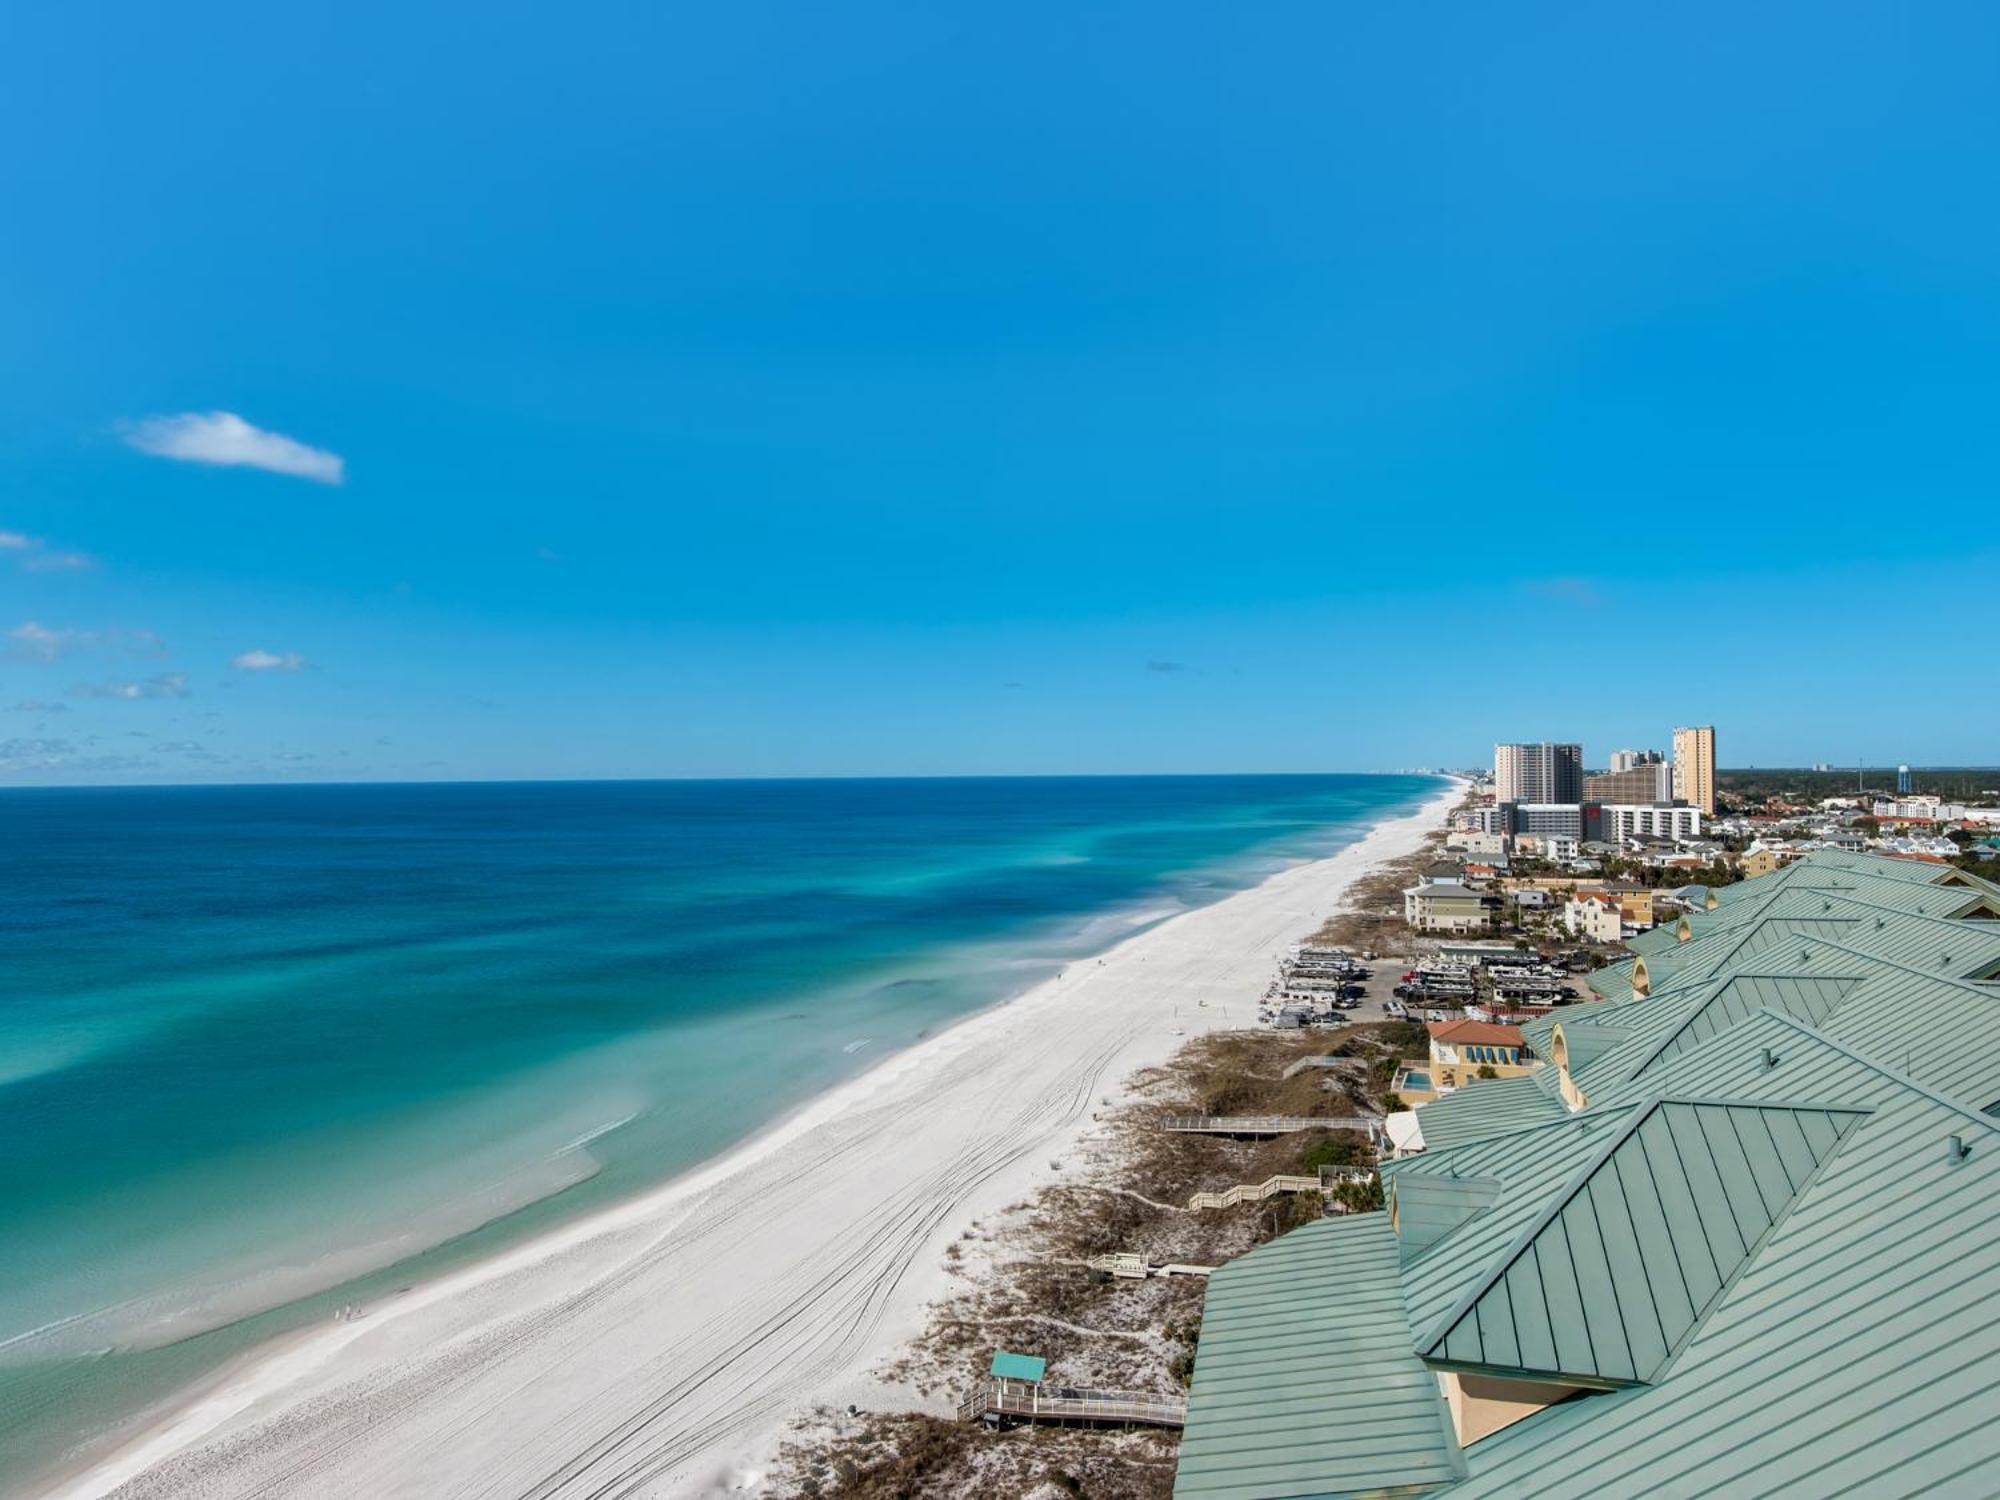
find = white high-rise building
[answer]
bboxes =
[1601,804,1703,842]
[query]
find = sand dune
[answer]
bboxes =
[56,784,1453,1500]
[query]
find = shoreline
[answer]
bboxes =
[44,778,1459,1500]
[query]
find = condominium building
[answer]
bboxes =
[1493,742,1582,804]
[1583,762,1673,803]
[1504,802,1584,839]
[1672,724,1716,815]
[1598,802,1702,842]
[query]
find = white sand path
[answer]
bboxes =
[54,782,1455,1500]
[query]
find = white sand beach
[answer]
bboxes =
[53,782,1455,1500]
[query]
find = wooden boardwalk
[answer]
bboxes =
[1279,1054,1346,1079]
[1160,1113,1378,1137]
[1186,1173,1321,1211]
[960,1377,1187,1429]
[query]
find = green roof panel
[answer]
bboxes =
[1175,1213,1464,1500]
[1419,1099,1866,1386]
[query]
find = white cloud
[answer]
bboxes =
[7,621,162,661]
[232,649,309,672]
[8,621,74,660]
[0,531,37,549]
[0,737,76,766]
[22,550,94,573]
[73,673,190,701]
[123,411,345,485]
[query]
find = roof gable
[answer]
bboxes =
[1419,1098,1866,1387]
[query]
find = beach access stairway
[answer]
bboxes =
[1086,1251,1213,1278]
[1279,1055,1345,1079]
[1160,1113,1379,1137]
[1186,1174,1321,1211]
[959,1377,1187,1430]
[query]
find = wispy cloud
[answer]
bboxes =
[123,411,345,485]
[1,531,97,572]
[73,673,191,701]
[7,622,163,661]
[0,737,77,768]
[1524,577,1607,608]
[8,621,73,661]
[1145,659,1190,674]
[22,550,95,573]
[8,700,70,714]
[231,649,309,673]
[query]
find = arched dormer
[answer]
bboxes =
[1631,956,1651,997]
[1705,890,1720,911]
[1676,916,1692,943]
[1549,1024,1588,1111]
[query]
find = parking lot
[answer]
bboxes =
[1258,946,1590,1031]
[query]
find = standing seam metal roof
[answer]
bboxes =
[1420,1098,1865,1386]
[1443,1012,2000,1498]
[1174,1213,1463,1500]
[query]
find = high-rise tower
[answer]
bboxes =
[1672,726,1717,816]
[1494,742,1584,804]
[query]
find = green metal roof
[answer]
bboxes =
[1390,1174,1503,1256]
[1388,1110,1640,1344]
[1630,972,1865,1074]
[988,1350,1045,1381]
[1443,1014,2000,1498]
[1183,855,2000,1499]
[1420,1098,1865,1386]
[1174,1213,1464,1500]
[1405,1075,1562,1152]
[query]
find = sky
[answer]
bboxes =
[4,2,1999,784]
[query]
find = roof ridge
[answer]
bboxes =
[1613,970,1869,1083]
[1741,1011,2000,1136]
[1383,1099,1638,1178]
[1802,932,2000,992]
[1410,1094,1865,1359]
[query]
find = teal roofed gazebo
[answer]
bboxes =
[989,1351,1047,1382]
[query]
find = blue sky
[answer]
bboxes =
[4,3,1999,782]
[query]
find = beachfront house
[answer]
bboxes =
[1560,891,1622,942]
[1403,881,1498,934]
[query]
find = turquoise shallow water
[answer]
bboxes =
[0,773,1437,1485]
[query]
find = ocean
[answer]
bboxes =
[0,773,1438,1485]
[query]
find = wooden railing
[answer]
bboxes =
[1086,1252,1215,1277]
[1187,1174,1320,1211]
[1279,1055,1345,1079]
[960,1378,1187,1429]
[1160,1114,1378,1136]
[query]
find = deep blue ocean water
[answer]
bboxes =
[0,773,1437,1483]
